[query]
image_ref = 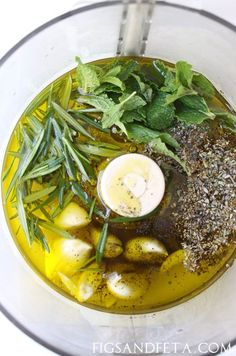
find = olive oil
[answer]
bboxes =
[1,56,235,313]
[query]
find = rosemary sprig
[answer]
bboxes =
[52,101,94,140]
[16,187,32,245]
[63,145,77,180]
[19,129,45,178]
[71,181,105,218]
[62,137,90,181]
[24,78,63,116]
[22,157,63,180]
[61,75,72,110]
[28,115,44,133]
[24,186,57,204]
[77,255,96,271]
[51,190,74,219]
[96,222,109,264]
[70,110,109,133]
[89,197,96,219]
[77,143,123,157]
[37,219,72,239]
[2,156,16,181]
[29,216,50,252]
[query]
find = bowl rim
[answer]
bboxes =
[0,1,236,355]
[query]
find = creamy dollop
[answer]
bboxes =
[98,153,165,217]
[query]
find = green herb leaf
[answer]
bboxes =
[165,85,197,104]
[16,187,32,245]
[101,76,125,90]
[102,91,136,128]
[71,181,105,218]
[22,157,63,180]
[78,94,113,112]
[63,145,77,180]
[24,186,57,203]
[89,197,96,219]
[76,57,100,94]
[125,123,179,149]
[146,93,175,130]
[2,156,16,181]
[176,61,193,88]
[70,110,109,133]
[149,138,189,174]
[61,75,72,110]
[96,222,109,263]
[28,115,44,133]
[63,137,90,181]
[77,143,122,157]
[30,219,50,252]
[51,190,74,219]
[153,59,170,81]
[213,111,236,132]
[179,95,210,111]
[38,219,72,239]
[192,73,215,97]
[19,129,45,177]
[118,60,139,81]
[176,96,215,124]
[94,83,123,95]
[119,93,146,111]
[121,109,146,124]
[52,101,94,140]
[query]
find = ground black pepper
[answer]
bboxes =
[170,123,236,271]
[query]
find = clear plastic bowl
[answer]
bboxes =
[0,1,236,355]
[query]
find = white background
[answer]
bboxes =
[0,0,236,355]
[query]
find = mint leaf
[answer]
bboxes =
[94,83,122,95]
[76,57,100,94]
[78,94,113,111]
[165,85,197,104]
[146,93,175,130]
[176,61,193,88]
[102,106,124,129]
[104,65,122,77]
[176,96,215,124]
[158,133,180,149]
[119,93,146,111]
[155,60,195,103]
[213,111,236,133]
[125,123,179,149]
[121,108,146,124]
[176,108,212,124]
[100,65,125,91]
[101,76,125,90]
[125,123,160,143]
[192,73,215,98]
[153,59,170,80]
[179,95,210,111]
[131,73,146,92]
[118,60,139,81]
[149,138,189,174]
[102,92,136,128]
[130,73,153,102]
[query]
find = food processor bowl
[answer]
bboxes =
[0,1,236,355]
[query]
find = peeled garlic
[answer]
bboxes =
[77,263,103,302]
[107,272,149,300]
[124,237,168,264]
[58,272,78,297]
[54,202,90,230]
[160,249,185,273]
[90,227,123,258]
[45,238,92,279]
